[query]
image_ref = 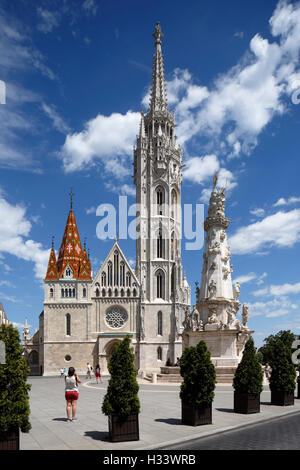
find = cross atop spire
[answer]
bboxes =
[149,22,167,113]
[69,187,74,210]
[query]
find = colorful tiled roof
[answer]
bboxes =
[45,208,92,281]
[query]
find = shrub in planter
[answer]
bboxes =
[0,324,31,450]
[180,340,216,426]
[102,335,140,442]
[233,337,263,414]
[269,339,296,406]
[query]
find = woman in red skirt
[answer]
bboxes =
[95,364,102,384]
[65,367,81,422]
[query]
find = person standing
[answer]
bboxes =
[264,363,271,381]
[86,362,92,379]
[65,367,81,422]
[95,364,102,384]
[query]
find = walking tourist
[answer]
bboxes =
[264,363,271,381]
[95,364,102,384]
[65,367,81,422]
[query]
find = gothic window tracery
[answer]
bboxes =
[105,306,128,329]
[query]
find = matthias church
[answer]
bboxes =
[23,23,192,376]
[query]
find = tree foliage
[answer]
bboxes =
[0,324,31,437]
[233,337,263,394]
[269,338,296,392]
[180,340,216,407]
[102,335,140,418]
[258,330,296,366]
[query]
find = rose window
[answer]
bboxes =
[106,307,128,328]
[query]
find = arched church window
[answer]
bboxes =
[65,267,73,278]
[126,272,131,287]
[114,288,118,297]
[102,288,106,297]
[157,229,165,258]
[72,288,76,298]
[66,314,71,336]
[127,288,131,297]
[83,288,86,298]
[157,346,162,361]
[157,311,163,335]
[108,261,112,286]
[61,289,64,298]
[156,186,165,215]
[101,272,106,287]
[133,288,137,297]
[156,270,165,299]
[96,288,100,297]
[114,251,119,286]
[120,262,125,287]
[171,189,177,219]
[171,266,175,297]
[50,288,53,298]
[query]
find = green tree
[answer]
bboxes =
[233,337,263,394]
[180,340,216,407]
[0,324,31,438]
[258,330,296,366]
[102,335,140,419]
[269,339,296,392]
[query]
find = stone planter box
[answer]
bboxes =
[234,392,260,414]
[181,402,212,426]
[108,413,139,442]
[0,428,19,450]
[271,390,294,406]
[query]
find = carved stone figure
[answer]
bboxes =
[226,305,240,330]
[208,279,217,299]
[233,282,240,300]
[242,304,249,327]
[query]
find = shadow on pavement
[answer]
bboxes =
[52,418,69,422]
[84,431,109,441]
[155,418,181,425]
[215,408,234,413]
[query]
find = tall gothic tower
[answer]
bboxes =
[134,23,190,372]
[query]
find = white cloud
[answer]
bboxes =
[229,208,300,254]
[274,196,300,206]
[41,103,71,134]
[0,193,50,279]
[183,154,219,185]
[250,208,265,217]
[233,272,257,285]
[254,281,300,297]
[183,155,237,194]
[60,111,140,175]
[82,0,98,16]
[36,8,60,33]
[248,295,298,318]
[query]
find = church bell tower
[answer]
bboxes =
[134,23,190,372]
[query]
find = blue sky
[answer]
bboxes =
[1,0,300,348]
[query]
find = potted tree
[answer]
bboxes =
[180,340,216,426]
[102,335,140,442]
[0,324,31,450]
[233,337,263,414]
[269,339,296,406]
